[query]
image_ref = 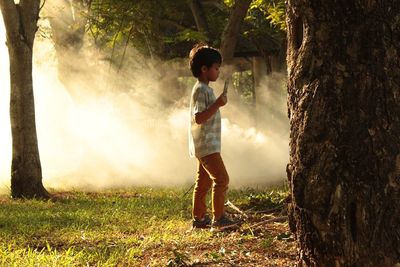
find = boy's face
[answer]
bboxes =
[204,63,220,82]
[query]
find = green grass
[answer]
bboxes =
[0,186,289,266]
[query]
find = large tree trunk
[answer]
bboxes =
[0,0,49,198]
[286,1,400,266]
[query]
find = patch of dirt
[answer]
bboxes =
[141,206,298,266]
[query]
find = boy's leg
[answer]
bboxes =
[192,159,213,220]
[199,153,229,221]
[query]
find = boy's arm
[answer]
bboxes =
[195,93,227,124]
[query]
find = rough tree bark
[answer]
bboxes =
[0,0,49,198]
[286,0,400,266]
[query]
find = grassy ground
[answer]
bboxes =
[0,186,296,266]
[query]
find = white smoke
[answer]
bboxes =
[0,13,289,193]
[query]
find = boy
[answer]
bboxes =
[188,44,239,231]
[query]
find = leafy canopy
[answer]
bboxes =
[87,0,286,61]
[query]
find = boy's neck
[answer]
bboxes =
[198,77,209,85]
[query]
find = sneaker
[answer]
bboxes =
[211,214,240,232]
[192,215,212,229]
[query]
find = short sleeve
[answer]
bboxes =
[192,86,207,114]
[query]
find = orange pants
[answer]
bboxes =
[192,152,229,221]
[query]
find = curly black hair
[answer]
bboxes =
[189,44,222,78]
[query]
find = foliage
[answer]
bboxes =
[243,187,288,210]
[250,0,286,31]
[85,0,286,63]
[223,0,235,8]
[88,0,164,57]
[232,70,255,106]
[166,249,190,267]
[242,0,286,57]
[164,29,208,44]
[88,0,203,60]
[261,234,274,249]
[266,1,286,31]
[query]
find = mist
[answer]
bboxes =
[0,14,289,193]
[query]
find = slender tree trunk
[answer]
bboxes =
[286,1,400,266]
[253,56,268,126]
[220,0,252,64]
[0,0,49,198]
[219,0,252,108]
[188,0,209,39]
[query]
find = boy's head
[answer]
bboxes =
[189,44,222,78]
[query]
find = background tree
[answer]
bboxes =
[0,0,49,198]
[45,0,287,121]
[286,0,400,266]
[88,0,210,60]
[44,0,92,99]
[220,0,252,64]
[241,0,286,127]
[246,0,286,73]
[188,0,210,39]
[87,0,284,64]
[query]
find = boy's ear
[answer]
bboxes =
[200,66,208,73]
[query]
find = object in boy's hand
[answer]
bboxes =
[223,78,230,95]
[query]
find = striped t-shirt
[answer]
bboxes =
[189,81,221,158]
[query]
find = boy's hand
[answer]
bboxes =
[216,92,228,107]
[195,92,227,124]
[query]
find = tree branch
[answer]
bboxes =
[39,0,46,12]
[200,0,227,12]
[225,200,250,219]
[19,0,41,46]
[188,0,209,38]
[249,216,288,228]
[220,0,252,62]
[0,0,20,43]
